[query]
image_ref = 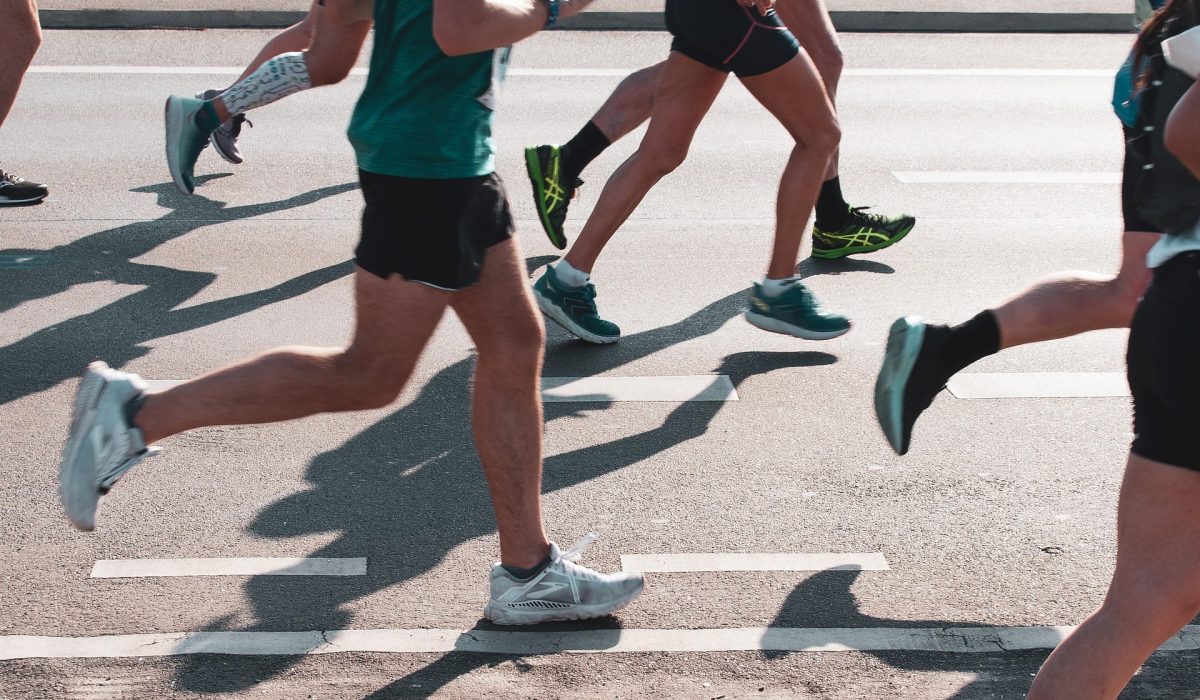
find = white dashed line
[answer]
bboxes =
[620,553,889,573]
[90,557,366,578]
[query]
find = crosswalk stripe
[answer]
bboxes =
[146,376,738,403]
[948,373,1129,399]
[90,557,366,578]
[5,625,1200,659]
[620,553,889,573]
[894,171,1121,184]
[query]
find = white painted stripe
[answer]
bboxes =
[148,376,738,403]
[26,66,1115,78]
[894,171,1121,184]
[6,625,1200,659]
[948,372,1129,399]
[89,557,366,578]
[620,553,889,573]
[542,375,737,402]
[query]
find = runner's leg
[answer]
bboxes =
[0,0,49,205]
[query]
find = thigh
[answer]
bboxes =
[640,51,728,159]
[310,1,371,64]
[450,238,543,349]
[738,50,837,143]
[0,0,40,40]
[348,266,450,368]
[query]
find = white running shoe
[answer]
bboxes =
[483,535,645,625]
[59,362,159,531]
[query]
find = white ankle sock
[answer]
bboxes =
[220,52,312,116]
[553,260,590,288]
[760,276,799,298]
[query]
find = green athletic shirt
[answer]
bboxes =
[347,0,510,179]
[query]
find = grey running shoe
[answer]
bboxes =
[483,536,645,625]
[164,95,215,194]
[59,362,159,531]
[197,89,250,165]
[0,167,49,205]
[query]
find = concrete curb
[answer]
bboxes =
[40,9,1135,33]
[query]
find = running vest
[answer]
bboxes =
[348,0,510,179]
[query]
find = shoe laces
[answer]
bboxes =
[848,206,887,225]
[559,532,598,563]
[230,114,252,138]
[0,168,19,185]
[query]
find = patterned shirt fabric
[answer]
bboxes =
[347,0,510,179]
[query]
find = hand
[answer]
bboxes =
[738,0,776,14]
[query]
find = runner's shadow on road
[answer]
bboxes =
[0,179,358,409]
[174,263,837,693]
[797,256,895,277]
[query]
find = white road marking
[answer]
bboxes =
[542,375,737,402]
[89,557,366,578]
[26,66,1116,78]
[948,373,1129,399]
[620,553,889,573]
[6,625,1200,659]
[148,376,739,403]
[894,172,1121,184]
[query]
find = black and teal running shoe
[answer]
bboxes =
[525,145,580,250]
[811,206,916,259]
[745,279,850,340]
[874,316,949,455]
[532,266,620,344]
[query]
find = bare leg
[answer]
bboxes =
[0,0,40,130]
[229,12,317,85]
[589,62,664,142]
[991,230,1158,349]
[1028,454,1200,699]
[134,269,449,443]
[778,0,843,180]
[451,238,551,569]
[563,52,726,274]
[739,52,841,279]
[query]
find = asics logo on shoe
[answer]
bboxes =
[751,297,771,312]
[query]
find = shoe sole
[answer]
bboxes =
[0,193,48,205]
[811,221,916,260]
[164,96,194,195]
[744,311,851,341]
[874,316,925,456]
[482,587,643,625]
[209,132,243,166]
[534,286,619,345]
[60,362,111,531]
[524,148,568,251]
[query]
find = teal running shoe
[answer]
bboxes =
[164,95,215,195]
[745,279,850,340]
[874,316,948,456]
[532,266,620,344]
[525,145,580,250]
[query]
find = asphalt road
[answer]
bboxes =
[0,28,1187,699]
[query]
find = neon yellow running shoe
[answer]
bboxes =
[525,145,580,250]
[812,206,916,259]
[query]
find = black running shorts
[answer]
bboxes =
[1127,251,1200,471]
[1122,127,1160,233]
[665,0,800,78]
[355,170,514,291]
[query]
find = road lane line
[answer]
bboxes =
[948,373,1129,399]
[6,625,1200,659]
[26,66,1116,78]
[89,557,366,578]
[894,172,1121,184]
[148,376,738,403]
[620,553,889,572]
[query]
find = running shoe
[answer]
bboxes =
[525,145,580,250]
[811,206,916,259]
[59,362,159,531]
[164,95,216,195]
[745,279,851,340]
[0,167,49,205]
[532,266,620,344]
[197,89,251,165]
[483,536,645,625]
[874,316,950,456]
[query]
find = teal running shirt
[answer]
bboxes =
[348,0,510,179]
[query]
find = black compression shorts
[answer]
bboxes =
[355,170,514,291]
[665,0,800,78]
[1128,251,1200,471]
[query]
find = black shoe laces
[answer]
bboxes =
[0,168,19,185]
[230,114,252,138]
[848,206,887,225]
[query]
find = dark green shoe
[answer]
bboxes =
[525,145,580,250]
[532,266,620,344]
[812,206,916,259]
[745,280,850,340]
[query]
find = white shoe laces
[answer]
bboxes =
[559,532,598,563]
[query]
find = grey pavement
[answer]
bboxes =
[0,28,1187,699]
[36,0,1138,32]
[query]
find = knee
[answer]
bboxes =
[638,142,689,179]
[1112,267,1153,312]
[306,52,355,87]
[803,117,841,159]
[329,350,409,410]
[476,317,546,375]
[812,44,845,88]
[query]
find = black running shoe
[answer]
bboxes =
[874,317,951,455]
[525,144,580,250]
[0,167,49,205]
[812,206,915,259]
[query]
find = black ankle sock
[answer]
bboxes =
[502,555,553,580]
[560,121,611,183]
[814,176,850,229]
[937,310,1001,379]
